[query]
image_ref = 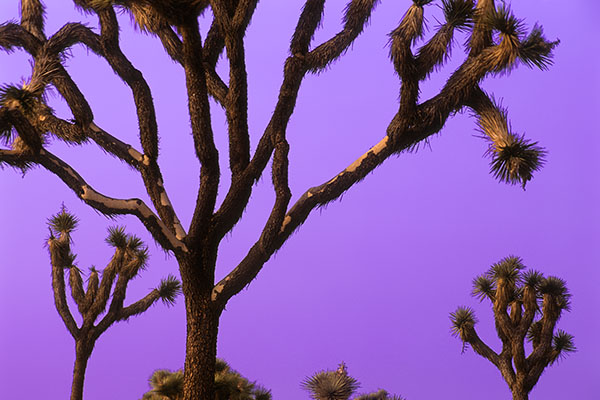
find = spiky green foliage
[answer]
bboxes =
[302,363,360,400]
[141,359,272,400]
[252,387,273,400]
[489,135,545,189]
[472,275,495,302]
[147,369,183,399]
[551,330,576,365]
[519,25,559,70]
[48,206,79,235]
[106,226,128,248]
[442,0,474,31]
[486,4,524,42]
[521,270,544,289]
[450,306,476,342]
[127,234,145,251]
[539,276,571,313]
[0,85,37,113]
[487,256,525,284]
[526,319,542,344]
[158,275,182,307]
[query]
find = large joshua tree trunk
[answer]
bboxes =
[180,257,221,400]
[71,341,93,400]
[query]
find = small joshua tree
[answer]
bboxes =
[302,362,404,400]
[47,207,182,400]
[141,358,272,400]
[302,362,360,400]
[450,256,575,400]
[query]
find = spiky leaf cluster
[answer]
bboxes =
[48,207,79,235]
[488,256,525,284]
[539,276,571,312]
[450,306,476,343]
[551,330,576,364]
[519,25,559,70]
[158,275,182,307]
[302,363,360,400]
[143,369,183,399]
[141,359,272,400]
[106,226,128,248]
[472,275,495,302]
[486,4,524,43]
[0,85,38,113]
[490,135,545,189]
[442,0,474,31]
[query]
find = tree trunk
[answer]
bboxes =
[511,388,529,400]
[180,258,220,400]
[71,341,92,400]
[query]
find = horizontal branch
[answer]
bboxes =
[0,148,188,254]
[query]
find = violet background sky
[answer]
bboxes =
[1,1,599,399]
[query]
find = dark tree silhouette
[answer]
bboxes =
[1,0,558,398]
[450,256,575,400]
[47,207,182,400]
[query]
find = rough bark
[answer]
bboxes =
[511,388,528,400]
[180,257,221,400]
[71,341,92,400]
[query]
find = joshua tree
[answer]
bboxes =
[450,256,575,400]
[302,362,361,400]
[1,0,558,398]
[302,363,404,400]
[141,358,272,400]
[47,207,182,400]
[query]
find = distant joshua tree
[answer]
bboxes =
[47,207,182,400]
[450,256,575,400]
[302,362,404,400]
[141,358,272,400]
[1,0,558,398]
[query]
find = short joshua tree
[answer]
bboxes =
[141,358,272,400]
[47,207,182,400]
[450,256,575,400]
[302,362,404,400]
[302,362,360,400]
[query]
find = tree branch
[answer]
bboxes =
[305,0,380,72]
[464,325,500,367]
[68,266,87,314]
[181,20,220,246]
[20,0,46,41]
[117,290,161,321]
[469,0,495,56]
[48,234,80,339]
[0,148,188,253]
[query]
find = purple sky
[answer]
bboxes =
[1,1,599,399]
